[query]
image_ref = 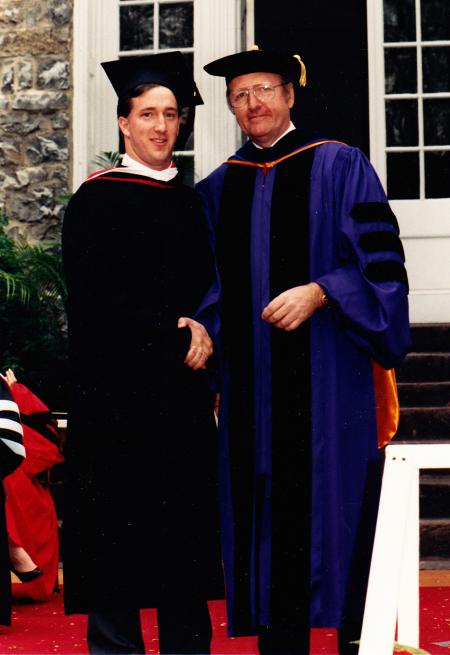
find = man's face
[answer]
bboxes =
[228,72,294,148]
[118,86,181,170]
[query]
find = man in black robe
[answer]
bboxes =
[62,52,222,655]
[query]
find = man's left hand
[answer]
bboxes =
[261,282,324,331]
[178,317,213,370]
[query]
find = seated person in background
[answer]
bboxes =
[0,375,24,626]
[2,369,63,602]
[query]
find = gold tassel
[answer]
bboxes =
[250,44,260,51]
[293,54,307,87]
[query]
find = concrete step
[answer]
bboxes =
[397,325,450,564]
[420,471,450,518]
[396,352,450,383]
[398,381,450,407]
[420,557,450,570]
[410,323,450,353]
[396,406,450,440]
[420,518,450,559]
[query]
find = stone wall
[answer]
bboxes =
[0,0,72,241]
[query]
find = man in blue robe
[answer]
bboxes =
[196,48,411,655]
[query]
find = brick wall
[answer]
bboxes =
[0,0,72,241]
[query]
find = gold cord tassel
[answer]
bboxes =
[294,54,307,87]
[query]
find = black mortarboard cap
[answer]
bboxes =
[101,51,203,107]
[204,47,306,87]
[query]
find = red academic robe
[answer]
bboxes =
[4,383,63,601]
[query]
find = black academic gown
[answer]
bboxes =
[62,169,223,614]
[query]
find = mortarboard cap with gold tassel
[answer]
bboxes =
[204,46,307,87]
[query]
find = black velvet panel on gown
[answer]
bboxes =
[216,146,315,632]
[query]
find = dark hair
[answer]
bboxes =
[117,83,179,118]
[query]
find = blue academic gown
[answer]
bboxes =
[196,130,411,634]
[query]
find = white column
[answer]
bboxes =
[245,0,255,49]
[194,0,243,182]
[72,0,120,191]
[366,0,387,184]
[72,0,89,192]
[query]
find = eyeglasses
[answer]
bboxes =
[228,82,289,108]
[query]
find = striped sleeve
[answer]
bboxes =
[0,378,25,479]
[314,145,411,368]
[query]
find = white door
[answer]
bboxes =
[367,0,450,323]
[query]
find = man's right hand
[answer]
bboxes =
[261,282,326,331]
[178,317,213,370]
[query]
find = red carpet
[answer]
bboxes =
[0,586,448,654]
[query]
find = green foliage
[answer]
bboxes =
[0,210,66,310]
[92,150,122,169]
[57,192,73,205]
[0,213,68,408]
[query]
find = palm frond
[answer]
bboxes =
[0,231,66,310]
[0,271,32,304]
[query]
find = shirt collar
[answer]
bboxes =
[252,122,296,149]
[121,153,178,182]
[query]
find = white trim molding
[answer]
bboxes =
[366,0,387,181]
[367,0,450,323]
[194,0,242,182]
[72,0,120,191]
[244,0,255,49]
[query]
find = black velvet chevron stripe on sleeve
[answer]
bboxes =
[350,202,400,231]
[358,231,405,259]
[364,261,409,290]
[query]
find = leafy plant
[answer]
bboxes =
[92,150,122,169]
[0,214,66,311]
[0,212,68,408]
